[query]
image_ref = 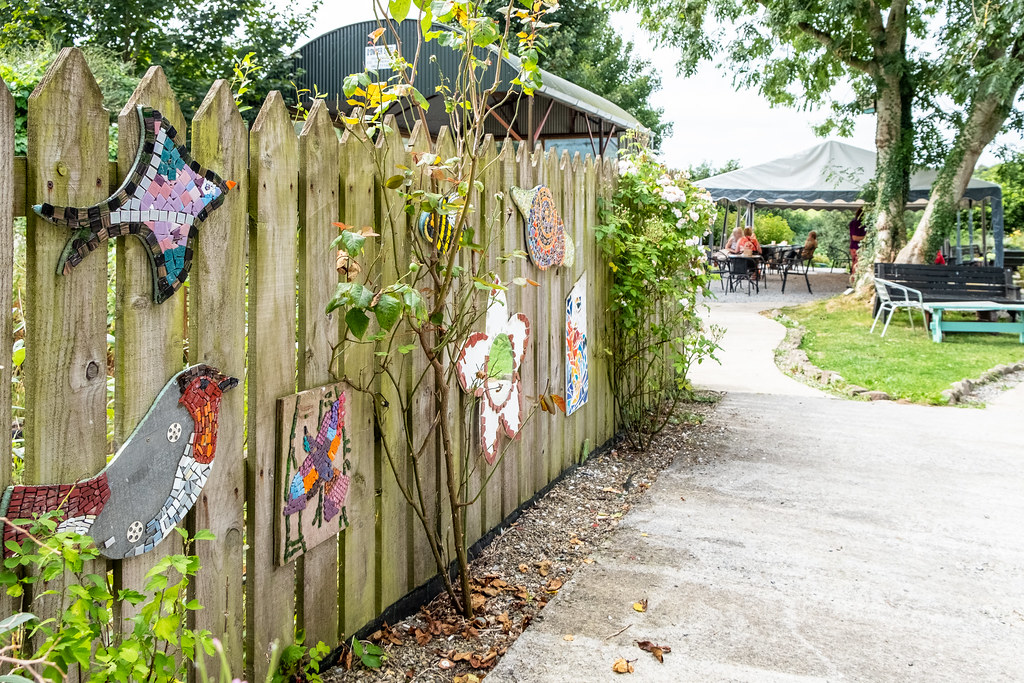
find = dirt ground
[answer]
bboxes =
[320,394,721,682]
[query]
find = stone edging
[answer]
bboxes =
[769,310,1023,405]
[941,362,1024,404]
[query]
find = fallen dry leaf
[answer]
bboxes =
[612,658,635,674]
[546,578,563,592]
[637,640,672,663]
[633,599,648,613]
[537,559,552,576]
[453,675,480,683]
[413,628,431,645]
[570,536,584,545]
[470,593,486,611]
[518,563,530,573]
[601,487,624,494]
[563,634,574,641]
[452,651,473,662]
[583,557,595,564]
[438,658,454,670]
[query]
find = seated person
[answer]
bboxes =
[724,227,744,254]
[736,227,761,255]
[801,230,818,260]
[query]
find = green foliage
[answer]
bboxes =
[0,515,215,681]
[783,297,1024,404]
[687,159,739,182]
[752,213,794,245]
[269,635,329,683]
[0,43,137,157]
[981,154,1024,234]
[596,137,721,448]
[351,638,386,669]
[0,0,319,120]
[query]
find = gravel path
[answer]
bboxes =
[702,267,852,306]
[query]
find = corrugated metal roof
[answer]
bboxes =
[294,19,646,138]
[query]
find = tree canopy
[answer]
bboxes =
[0,0,319,118]
[484,0,670,145]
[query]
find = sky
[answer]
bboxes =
[294,1,1000,170]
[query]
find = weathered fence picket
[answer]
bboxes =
[188,79,247,675]
[246,90,299,681]
[4,46,619,675]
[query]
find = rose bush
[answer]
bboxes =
[596,139,721,448]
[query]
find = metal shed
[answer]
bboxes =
[294,19,646,156]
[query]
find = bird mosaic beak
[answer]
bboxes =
[218,376,239,392]
[225,180,237,190]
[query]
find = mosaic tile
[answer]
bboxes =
[32,106,236,304]
[510,185,575,270]
[565,273,589,415]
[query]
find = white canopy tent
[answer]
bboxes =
[700,141,1006,266]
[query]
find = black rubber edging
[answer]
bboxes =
[352,431,622,641]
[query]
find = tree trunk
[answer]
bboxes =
[898,93,1020,263]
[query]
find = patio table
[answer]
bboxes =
[924,301,1024,343]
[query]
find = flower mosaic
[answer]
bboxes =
[565,274,589,416]
[33,106,235,304]
[455,283,531,464]
[511,185,574,270]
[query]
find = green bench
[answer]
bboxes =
[924,302,1024,343]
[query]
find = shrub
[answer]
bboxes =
[753,213,795,244]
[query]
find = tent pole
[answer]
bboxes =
[992,194,1005,268]
[981,199,988,264]
[721,202,729,248]
[968,200,974,263]
[956,205,962,265]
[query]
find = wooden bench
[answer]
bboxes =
[873,263,1020,312]
[1003,249,1024,271]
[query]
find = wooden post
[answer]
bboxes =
[529,143,549,494]
[544,148,563,482]
[112,66,188,629]
[0,76,14,621]
[189,79,247,674]
[338,119,377,639]
[246,91,299,680]
[297,100,342,646]
[25,47,109,487]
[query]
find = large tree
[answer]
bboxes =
[897,2,1024,262]
[485,0,671,145]
[0,0,318,118]
[620,0,923,264]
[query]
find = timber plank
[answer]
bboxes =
[298,100,342,647]
[338,122,377,638]
[112,66,188,630]
[189,79,247,675]
[545,149,564,482]
[0,75,14,621]
[246,91,299,680]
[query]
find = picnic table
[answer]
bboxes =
[924,301,1024,343]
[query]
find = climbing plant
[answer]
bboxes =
[596,138,721,449]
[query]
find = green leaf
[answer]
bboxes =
[343,73,361,98]
[0,612,34,634]
[488,334,514,379]
[346,309,371,339]
[373,294,403,331]
[389,0,411,21]
[153,614,180,642]
[384,174,404,189]
[411,86,430,111]
[193,529,216,541]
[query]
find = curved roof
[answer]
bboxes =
[295,20,645,140]
[700,140,1001,209]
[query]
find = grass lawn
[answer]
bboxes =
[781,297,1024,404]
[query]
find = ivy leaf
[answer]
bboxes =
[373,294,403,331]
[389,0,411,22]
[346,309,371,339]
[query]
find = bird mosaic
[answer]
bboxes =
[510,185,574,270]
[33,105,236,304]
[0,365,238,559]
[417,193,461,255]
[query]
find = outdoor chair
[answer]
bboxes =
[726,257,759,295]
[706,249,728,291]
[780,247,814,294]
[871,278,926,337]
[825,245,852,273]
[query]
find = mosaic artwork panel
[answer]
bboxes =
[0,365,237,559]
[565,273,589,416]
[417,193,460,255]
[32,106,235,304]
[277,383,352,565]
[510,185,575,270]
[455,282,531,464]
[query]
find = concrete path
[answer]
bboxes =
[490,294,1024,682]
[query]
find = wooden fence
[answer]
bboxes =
[1,48,616,679]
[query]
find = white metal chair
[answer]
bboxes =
[871,278,925,337]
